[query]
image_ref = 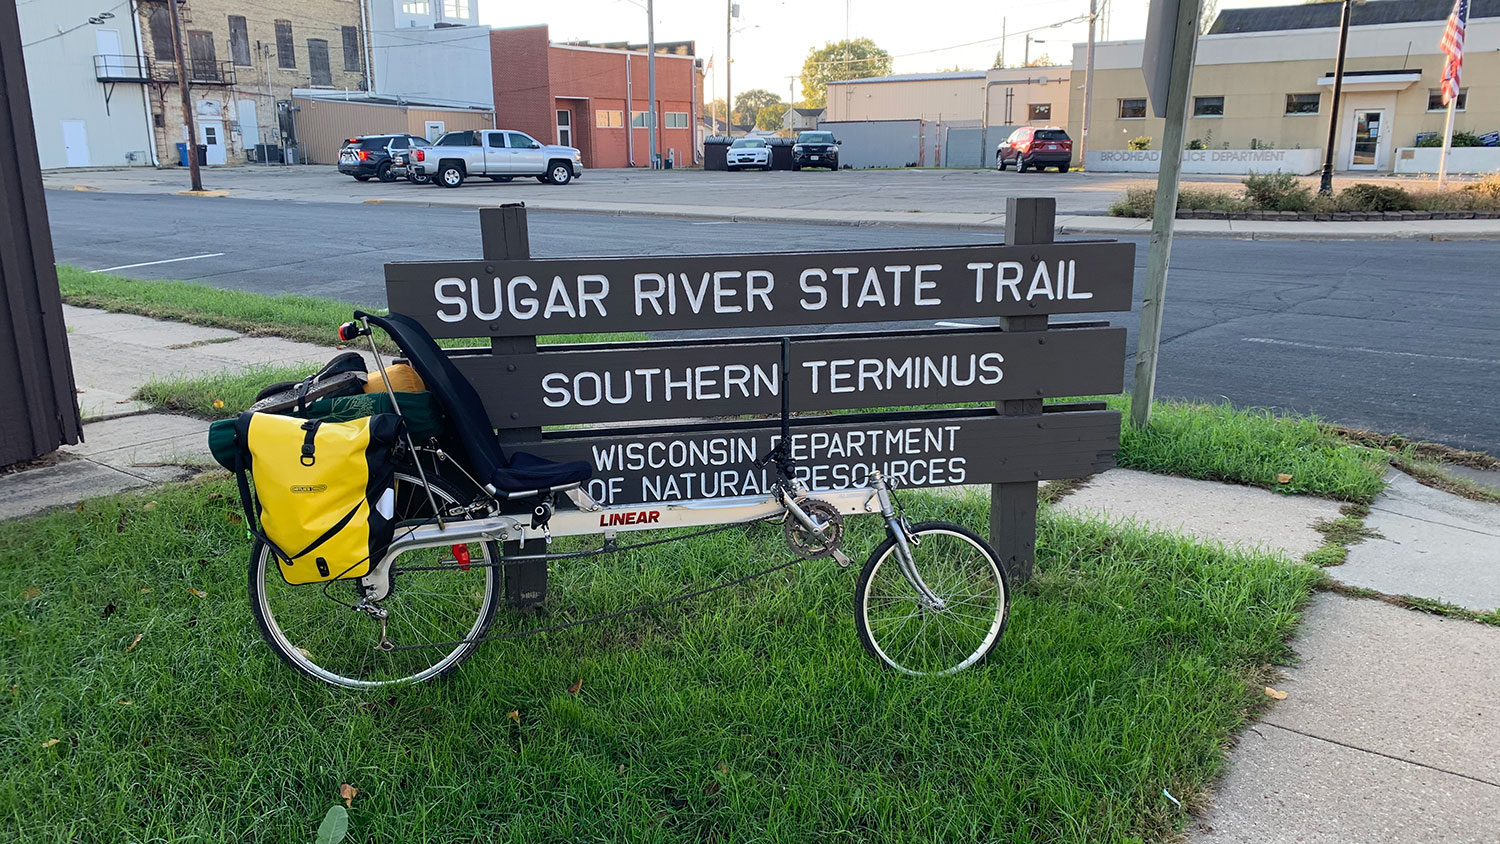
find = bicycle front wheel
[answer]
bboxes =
[854,521,1009,676]
[248,472,501,689]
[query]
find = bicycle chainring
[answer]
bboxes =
[784,498,844,559]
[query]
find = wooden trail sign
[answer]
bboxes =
[384,200,1133,605]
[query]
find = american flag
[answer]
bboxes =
[1440,0,1469,105]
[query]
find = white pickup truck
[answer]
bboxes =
[410,129,583,188]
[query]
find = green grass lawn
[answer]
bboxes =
[2,481,1320,842]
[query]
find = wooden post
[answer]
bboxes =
[480,204,547,608]
[989,196,1054,584]
[0,0,82,466]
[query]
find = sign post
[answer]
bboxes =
[1131,0,1201,429]
[386,201,1133,586]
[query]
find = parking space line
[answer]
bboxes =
[935,321,984,328]
[93,252,225,273]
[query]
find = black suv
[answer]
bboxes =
[338,134,429,182]
[792,131,841,170]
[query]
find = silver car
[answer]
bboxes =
[727,138,771,171]
[410,129,583,187]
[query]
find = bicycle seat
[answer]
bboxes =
[354,311,593,495]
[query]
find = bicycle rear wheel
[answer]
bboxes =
[853,521,1009,676]
[248,472,501,689]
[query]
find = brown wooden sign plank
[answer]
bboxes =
[385,241,1136,338]
[511,408,1120,506]
[459,326,1126,427]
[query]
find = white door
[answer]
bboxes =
[199,120,226,165]
[556,109,571,147]
[237,99,260,153]
[94,29,123,76]
[61,120,90,167]
[1348,110,1384,170]
[424,121,445,142]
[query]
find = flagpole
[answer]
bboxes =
[1438,94,1457,190]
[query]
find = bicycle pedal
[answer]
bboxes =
[832,548,852,568]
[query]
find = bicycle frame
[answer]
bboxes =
[356,473,943,606]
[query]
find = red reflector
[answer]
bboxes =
[358,150,370,161]
[452,544,471,571]
[415,149,424,161]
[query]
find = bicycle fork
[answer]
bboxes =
[870,473,947,612]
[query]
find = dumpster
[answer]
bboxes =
[769,138,795,170]
[704,137,730,171]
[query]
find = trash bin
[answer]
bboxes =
[197,144,208,165]
[704,136,730,171]
[176,142,189,166]
[769,138,795,171]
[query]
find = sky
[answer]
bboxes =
[478,0,1298,104]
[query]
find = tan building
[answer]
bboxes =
[1068,0,1500,172]
[136,0,368,165]
[826,68,1071,129]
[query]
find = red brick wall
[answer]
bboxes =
[490,26,554,148]
[547,44,698,169]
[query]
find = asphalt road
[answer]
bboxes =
[48,190,1500,454]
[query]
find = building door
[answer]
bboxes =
[424,121,445,142]
[187,30,218,81]
[1350,110,1383,169]
[61,120,90,167]
[199,120,226,165]
[556,109,571,147]
[237,99,261,154]
[94,29,123,77]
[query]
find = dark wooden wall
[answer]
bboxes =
[0,1,82,466]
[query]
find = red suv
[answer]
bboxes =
[996,127,1072,172]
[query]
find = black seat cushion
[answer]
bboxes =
[355,311,593,493]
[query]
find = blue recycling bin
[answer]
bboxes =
[177,142,189,166]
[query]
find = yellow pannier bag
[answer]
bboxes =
[231,412,404,585]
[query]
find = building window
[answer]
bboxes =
[275,21,295,69]
[1027,103,1052,122]
[228,16,251,67]
[597,110,624,128]
[631,111,656,128]
[402,1,430,13]
[1428,88,1467,111]
[443,0,471,18]
[1192,96,1224,117]
[1285,93,1320,115]
[308,39,332,86]
[148,6,174,61]
[1118,98,1146,119]
[341,26,361,72]
[665,112,689,129]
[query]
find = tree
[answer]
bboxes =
[1023,53,1053,68]
[800,38,894,108]
[757,103,790,130]
[991,49,1005,69]
[704,98,728,124]
[1199,0,1219,34]
[733,88,781,127]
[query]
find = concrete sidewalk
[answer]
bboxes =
[0,305,352,520]
[43,165,1500,241]
[1055,468,1500,843]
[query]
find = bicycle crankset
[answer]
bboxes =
[784,498,845,560]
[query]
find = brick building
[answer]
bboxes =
[136,0,368,165]
[490,25,703,169]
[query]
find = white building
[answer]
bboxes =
[18,1,157,169]
[369,0,493,108]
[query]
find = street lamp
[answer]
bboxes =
[1025,36,1046,66]
[1318,0,1353,196]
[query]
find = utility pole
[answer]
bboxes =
[1131,0,1201,428]
[647,0,657,167]
[1081,0,1098,164]
[167,0,202,191]
[1318,0,1352,196]
[999,17,1006,68]
[725,0,734,137]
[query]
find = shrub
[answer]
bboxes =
[1106,186,1242,217]
[1461,172,1500,201]
[1334,183,1414,212]
[1109,187,1156,217]
[1242,170,1313,212]
[1415,131,1486,148]
[1186,138,1207,150]
[1127,136,1152,150]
